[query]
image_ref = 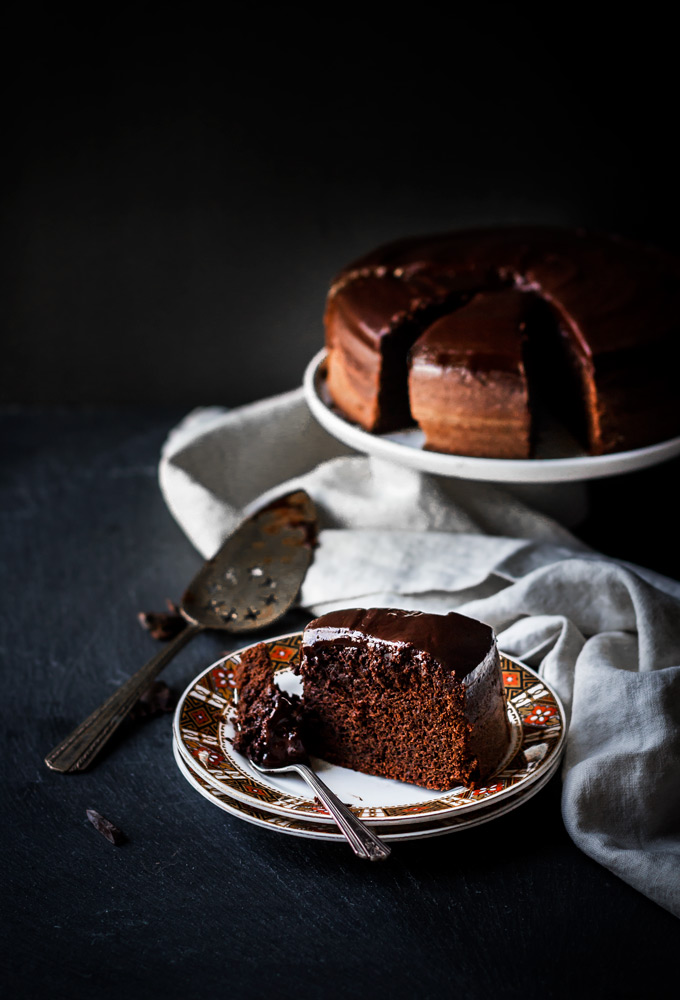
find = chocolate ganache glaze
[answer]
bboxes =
[302,607,497,682]
[324,227,680,455]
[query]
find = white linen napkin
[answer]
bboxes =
[160,388,680,918]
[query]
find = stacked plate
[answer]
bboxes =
[172,633,567,843]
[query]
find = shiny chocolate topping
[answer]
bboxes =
[303,608,495,681]
[331,227,680,358]
[411,288,532,375]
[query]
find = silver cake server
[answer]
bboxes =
[45,489,317,773]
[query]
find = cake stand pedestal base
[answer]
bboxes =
[502,481,590,528]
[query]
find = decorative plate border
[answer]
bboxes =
[172,738,562,842]
[173,633,566,826]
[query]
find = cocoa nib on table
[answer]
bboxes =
[137,599,187,641]
[128,680,177,721]
[86,809,127,846]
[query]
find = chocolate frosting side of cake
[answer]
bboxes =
[463,644,510,778]
[336,226,680,358]
[325,273,430,350]
[302,607,495,682]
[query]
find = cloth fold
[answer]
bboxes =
[160,388,680,918]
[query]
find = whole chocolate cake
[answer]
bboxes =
[324,227,680,457]
[296,608,510,790]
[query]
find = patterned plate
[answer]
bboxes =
[173,633,566,827]
[172,737,562,842]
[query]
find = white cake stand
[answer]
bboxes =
[303,349,680,525]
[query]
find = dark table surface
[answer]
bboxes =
[3,406,679,1000]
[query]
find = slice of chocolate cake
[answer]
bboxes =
[408,289,534,458]
[232,642,306,767]
[296,608,510,790]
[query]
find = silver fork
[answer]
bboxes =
[249,758,391,861]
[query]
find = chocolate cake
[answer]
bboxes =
[324,227,680,457]
[296,608,510,790]
[232,642,306,767]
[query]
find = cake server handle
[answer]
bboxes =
[45,623,204,773]
[290,763,391,861]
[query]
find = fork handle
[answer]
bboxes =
[45,623,204,773]
[291,763,391,861]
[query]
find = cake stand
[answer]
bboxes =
[303,349,680,525]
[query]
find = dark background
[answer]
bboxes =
[4,8,678,407]
[4,11,680,999]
